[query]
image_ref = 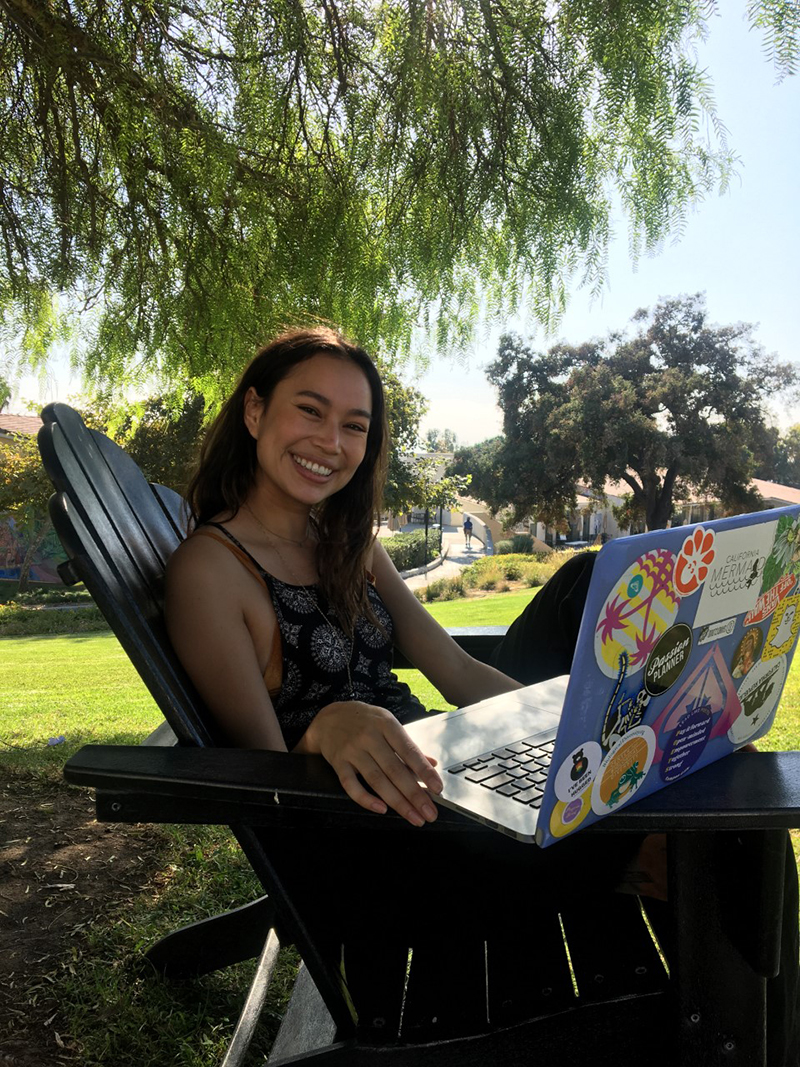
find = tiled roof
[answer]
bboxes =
[578,474,800,507]
[751,478,800,506]
[0,413,41,436]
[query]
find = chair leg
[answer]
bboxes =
[145,895,274,977]
[221,928,282,1067]
[670,831,768,1066]
[268,963,337,1064]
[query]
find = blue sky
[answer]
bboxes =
[14,8,800,443]
[412,9,800,445]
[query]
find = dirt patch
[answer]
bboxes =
[0,778,168,1066]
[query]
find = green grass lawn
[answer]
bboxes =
[2,591,799,776]
[0,631,163,777]
[2,599,800,1066]
[420,588,538,626]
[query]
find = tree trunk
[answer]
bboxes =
[646,464,680,530]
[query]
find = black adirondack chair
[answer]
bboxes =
[39,402,800,1067]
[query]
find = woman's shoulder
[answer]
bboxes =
[167,523,244,585]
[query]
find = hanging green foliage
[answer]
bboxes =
[1,1,796,397]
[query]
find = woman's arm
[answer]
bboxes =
[369,540,522,706]
[165,535,287,750]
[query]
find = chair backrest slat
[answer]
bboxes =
[39,404,219,746]
[39,405,181,605]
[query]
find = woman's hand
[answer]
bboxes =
[296,701,444,826]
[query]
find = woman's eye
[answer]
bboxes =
[347,423,368,433]
[298,405,320,417]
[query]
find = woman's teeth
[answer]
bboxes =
[293,455,332,476]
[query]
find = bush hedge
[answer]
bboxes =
[413,574,465,603]
[0,603,109,637]
[461,553,560,590]
[496,533,536,554]
[1,587,93,606]
[381,530,443,571]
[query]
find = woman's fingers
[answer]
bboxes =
[338,756,434,826]
[338,726,442,825]
[333,746,439,826]
[310,701,444,825]
[382,720,444,794]
[366,751,440,825]
[334,761,389,816]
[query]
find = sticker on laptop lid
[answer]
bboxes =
[651,644,741,766]
[761,513,800,595]
[693,523,776,628]
[591,726,655,815]
[600,657,650,751]
[554,741,602,803]
[728,655,786,745]
[674,527,715,597]
[744,573,796,626]
[730,627,764,679]
[595,549,679,679]
[644,623,693,696]
[698,618,737,645]
[762,595,800,661]
[659,702,714,783]
[549,793,592,838]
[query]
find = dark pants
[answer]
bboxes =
[490,552,800,1065]
[488,549,596,684]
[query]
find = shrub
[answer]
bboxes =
[0,603,109,637]
[462,552,568,592]
[511,533,534,554]
[495,540,513,554]
[461,556,501,588]
[502,560,523,580]
[416,575,465,602]
[5,587,93,606]
[382,530,442,571]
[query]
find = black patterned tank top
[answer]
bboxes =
[203,524,426,748]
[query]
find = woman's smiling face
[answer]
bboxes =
[243,353,373,512]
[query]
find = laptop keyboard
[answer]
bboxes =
[446,736,556,807]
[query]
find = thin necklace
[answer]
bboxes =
[244,502,310,547]
[245,503,355,700]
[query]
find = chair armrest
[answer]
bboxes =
[64,744,800,834]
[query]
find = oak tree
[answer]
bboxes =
[460,295,797,530]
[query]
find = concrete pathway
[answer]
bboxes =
[378,523,487,590]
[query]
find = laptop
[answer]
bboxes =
[405,505,800,846]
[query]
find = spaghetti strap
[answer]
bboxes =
[200,522,273,582]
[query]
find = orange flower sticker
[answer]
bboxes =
[674,527,716,596]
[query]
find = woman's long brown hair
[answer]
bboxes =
[187,328,388,632]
